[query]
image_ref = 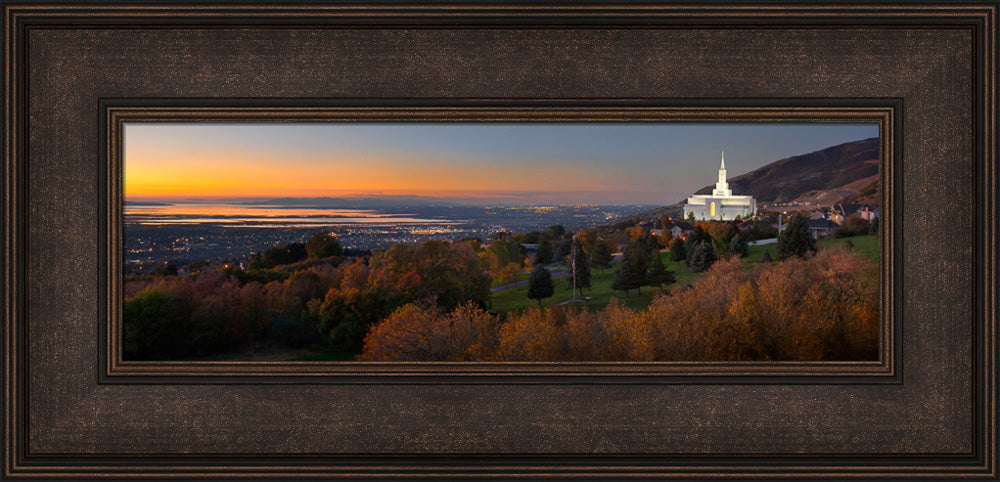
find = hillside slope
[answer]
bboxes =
[693,137,880,205]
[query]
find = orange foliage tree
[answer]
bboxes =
[360,246,878,362]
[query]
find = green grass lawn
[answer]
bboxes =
[491,251,699,313]
[282,234,880,359]
[491,233,879,315]
[818,233,878,262]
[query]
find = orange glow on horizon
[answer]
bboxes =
[124,152,631,200]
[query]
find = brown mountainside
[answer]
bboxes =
[693,137,880,206]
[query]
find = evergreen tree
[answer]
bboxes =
[568,239,591,297]
[729,232,749,258]
[669,237,687,266]
[612,251,641,296]
[689,240,717,273]
[685,226,712,264]
[761,248,773,263]
[590,241,613,272]
[777,215,816,260]
[535,237,554,265]
[625,240,651,284]
[869,217,879,234]
[552,239,573,262]
[526,265,555,306]
[646,253,676,292]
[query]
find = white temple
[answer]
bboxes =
[683,152,757,221]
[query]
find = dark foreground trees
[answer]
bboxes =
[777,215,816,260]
[123,238,491,359]
[527,265,555,305]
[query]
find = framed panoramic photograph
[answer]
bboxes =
[3,1,997,480]
[120,120,883,364]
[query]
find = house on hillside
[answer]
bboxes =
[832,203,879,224]
[805,218,840,239]
[653,221,695,239]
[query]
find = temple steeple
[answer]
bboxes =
[712,151,731,197]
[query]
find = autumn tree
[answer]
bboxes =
[527,265,555,305]
[358,246,878,362]
[576,228,600,256]
[834,215,870,238]
[255,242,308,269]
[709,222,738,258]
[358,301,502,361]
[123,288,194,360]
[305,232,344,259]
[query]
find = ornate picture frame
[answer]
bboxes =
[3,2,996,479]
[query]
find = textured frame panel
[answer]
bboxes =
[3,2,996,479]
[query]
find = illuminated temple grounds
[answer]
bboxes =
[683,152,757,221]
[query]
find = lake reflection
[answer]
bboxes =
[125,203,456,226]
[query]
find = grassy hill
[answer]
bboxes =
[491,234,877,314]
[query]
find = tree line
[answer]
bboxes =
[360,245,878,361]
[123,234,491,359]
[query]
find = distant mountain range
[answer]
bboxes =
[693,137,880,206]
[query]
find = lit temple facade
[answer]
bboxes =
[683,152,757,221]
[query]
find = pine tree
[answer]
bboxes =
[590,241,613,273]
[761,248,772,263]
[729,232,749,258]
[527,265,555,306]
[612,251,640,296]
[669,237,686,266]
[689,240,717,273]
[535,237,554,265]
[646,253,676,292]
[624,240,651,294]
[685,226,712,264]
[552,239,572,262]
[777,215,816,260]
[569,239,591,297]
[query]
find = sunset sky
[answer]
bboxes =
[125,123,879,205]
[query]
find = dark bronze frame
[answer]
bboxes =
[103,103,896,382]
[4,2,997,479]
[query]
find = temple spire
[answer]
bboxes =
[720,151,726,170]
